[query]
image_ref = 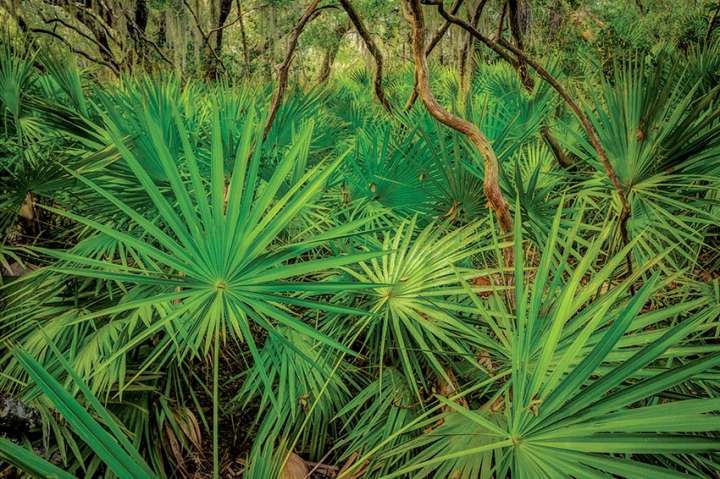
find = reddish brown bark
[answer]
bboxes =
[404,0,512,234]
[424,0,633,280]
[423,1,628,212]
[405,0,465,110]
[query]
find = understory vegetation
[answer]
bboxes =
[1,0,720,477]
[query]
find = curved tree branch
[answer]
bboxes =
[263,0,325,138]
[207,1,246,37]
[37,4,121,72]
[61,1,121,71]
[41,16,114,58]
[29,27,120,76]
[405,0,465,110]
[403,0,512,237]
[121,11,173,67]
[422,1,628,208]
[423,0,634,278]
[60,1,122,49]
[339,0,393,113]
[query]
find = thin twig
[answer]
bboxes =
[29,27,120,76]
[41,16,114,58]
[459,0,491,89]
[181,0,227,72]
[263,0,325,138]
[119,8,173,66]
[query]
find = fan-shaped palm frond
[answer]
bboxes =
[343,123,438,218]
[335,368,417,476]
[237,326,356,458]
[509,142,570,241]
[376,205,720,479]
[0,44,37,141]
[334,217,501,399]
[562,58,720,269]
[35,104,379,378]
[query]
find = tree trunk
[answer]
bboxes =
[509,0,569,168]
[214,0,232,55]
[317,47,336,84]
[72,1,120,72]
[496,1,508,40]
[507,0,533,90]
[193,0,201,70]
[237,0,250,69]
[542,126,572,168]
[204,0,232,78]
[129,0,149,66]
[157,10,167,48]
[405,0,464,110]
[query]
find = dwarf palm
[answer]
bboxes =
[236,326,356,458]
[343,123,438,218]
[563,58,720,269]
[370,206,720,479]
[15,98,380,476]
[336,217,502,399]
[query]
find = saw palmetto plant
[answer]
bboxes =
[1,2,720,478]
[335,216,498,399]
[367,206,720,478]
[561,56,720,271]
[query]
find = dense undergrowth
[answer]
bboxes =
[2,34,720,478]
